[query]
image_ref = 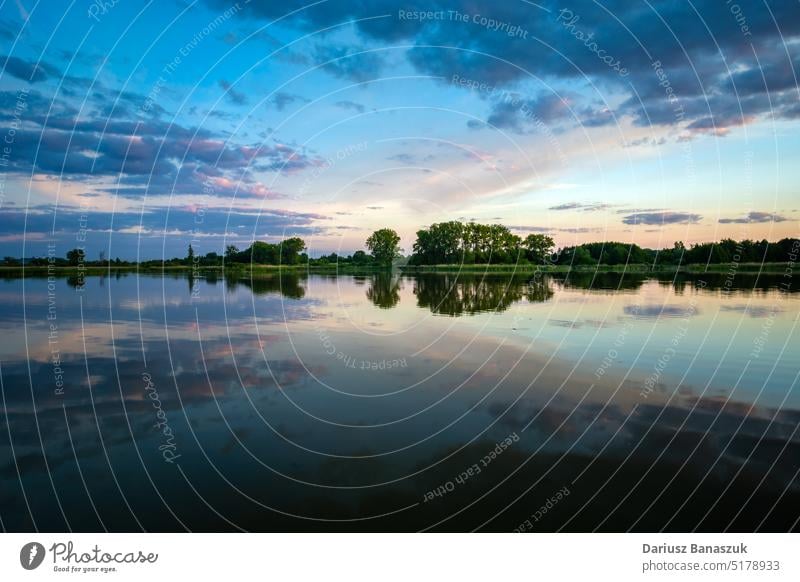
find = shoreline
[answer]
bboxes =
[399,262,791,275]
[0,264,389,276]
[0,262,791,276]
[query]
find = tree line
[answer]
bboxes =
[409,221,553,265]
[2,229,404,268]
[550,238,798,266]
[3,223,796,269]
[406,220,797,267]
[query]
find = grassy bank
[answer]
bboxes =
[0,264,392,276]
[399,262,793,275]
[2,261,792,276]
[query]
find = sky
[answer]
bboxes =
[0,0,798,259]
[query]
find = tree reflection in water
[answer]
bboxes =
[223,272,306,298]
[366,272,403,309]
[186,271,796,314]
[413,274,554,316]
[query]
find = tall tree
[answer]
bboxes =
[523,234,555,263]
[279,237,306,265]
[66,248,85,266]
[224,245,239,262]
[366,228,401,267]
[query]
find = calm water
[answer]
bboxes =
[1,270,798,531]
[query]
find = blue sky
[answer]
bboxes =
[1,0,798,259]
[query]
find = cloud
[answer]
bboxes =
[313,44,383,81]
[7,125,318,183]
[621,211,702,225]
[218,79,247,105]
[509,225,601,233]
[1,57,166,119]
[213,0,800,135]
[718,211,790,224]
[486,93,573,133]
[0,87,324,199]
[0,205,329,246]
[625,305,698,318]
[624,136,667,148]
[579,106,617,128]
[386,153,416,164]
[549,202,583,210]
[490,93,572,129]
[720,305,785,318]
[549,202,615,212]
[271,92,309,111]
[1,55,58,82]
[334,100,366,114]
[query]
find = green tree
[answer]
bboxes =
[523,234,555,264]
[201,252,221,266]
[186,244,195,264]
[249,241,279,264]
[351,250,370,265]
[279,237,306,265]
[224,244,239,262]
[366,228,401,267]
[572,247,595,265]
[66,248,85,266]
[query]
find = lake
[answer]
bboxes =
[1,270,798,531]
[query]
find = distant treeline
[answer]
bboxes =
[3,230,401,268]
[4,222,797,269]
[545,237,797,266]
[407,220,798,266]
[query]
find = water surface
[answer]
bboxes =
[1,270,798,531]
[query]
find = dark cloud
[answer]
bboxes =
[486,93,573,133]
[621,211,702,225]
[0,205,328,245]
[214,0,800,135]
[1,57,164,120]
[0,88,323,199]
[486,92,615,132]
[484,101,524,133]
[1,55,58,82]
[5,124,317,185]
[579,106,616,128]
[719,211,790,224]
